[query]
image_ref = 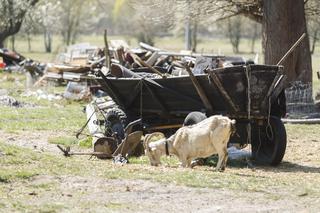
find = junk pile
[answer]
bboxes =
[28,43,99,85]
[21,89,63,101]
[96,41,252,79]
[57,40,258,162]
[0,48,26,72]
[0,95,35,108]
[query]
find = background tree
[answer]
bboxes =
[226,16,243,53]
[306,0,320,55]
[130,0,314,84]
[0,0,39,48]
[57,0,97,46]
[24,1,60,52]
[262,0,312,83]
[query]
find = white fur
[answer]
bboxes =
[143,115,236,171]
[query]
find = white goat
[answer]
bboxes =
[143,115,236,171]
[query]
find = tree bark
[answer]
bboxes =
[0,0,39,48]
[191,20,198,52]
[310,29,318,55]
[263,0,312,84]
[250,22,259,53]
[44,30,52,53]
[0,37,5,48]
[27,32,32,52]
[11,36,15,51]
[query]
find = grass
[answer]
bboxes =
[0,104,85,132]
[48,136,78,146]
[1,34,320,211]
[1,120,320,211]
[1,135,320,192]
[0,72,86,133]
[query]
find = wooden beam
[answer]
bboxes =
[145,124,182,131]
[185,64,213,113]
[270,75,287,103]
[208,70,240,112]
[129,52,166,78]
[260,72,282,109]
[104,29,111,69]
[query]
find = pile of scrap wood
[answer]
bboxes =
[32,43,99,84]
[93,41,252,80]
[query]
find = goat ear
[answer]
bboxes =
[143,134,150,149]
[231,119,236,124]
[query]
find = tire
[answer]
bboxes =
[183,111,207,126]
[105,108,128,139]
[251,116,287,166]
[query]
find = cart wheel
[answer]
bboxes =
[183,111,207,126]
[251,116,287,166]
[105,108,128,139]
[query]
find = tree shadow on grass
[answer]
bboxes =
[205,156,320,174]
[258,161,320,174]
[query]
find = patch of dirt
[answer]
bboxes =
[0,130,72,153]
[4,174,314,213]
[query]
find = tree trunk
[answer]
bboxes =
[0,0,39,49]
[11,36,15,51]
[263,0,312,84]
[250,22,258,53]
[44,30,52,53]
[310,29,318,55]
[191,20,198,52]
[227,18,242,54]
[0,37,5,48]
[185,19,192,50]
[27,32,32,52]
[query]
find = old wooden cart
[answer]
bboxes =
[95,64,287,165]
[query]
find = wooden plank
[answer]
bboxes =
[139,42,161,52]
[185,64,213,113]
[115,47,125,65]
[260,67,284,109]
[270,75,287,103]
[33,74,47,87]
[104,29,111,69]
[208,70,240,112]
[129,52,166,78]
[145,52,160,66]
[146,124,182,131]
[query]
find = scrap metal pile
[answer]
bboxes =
[95,41,251,79]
